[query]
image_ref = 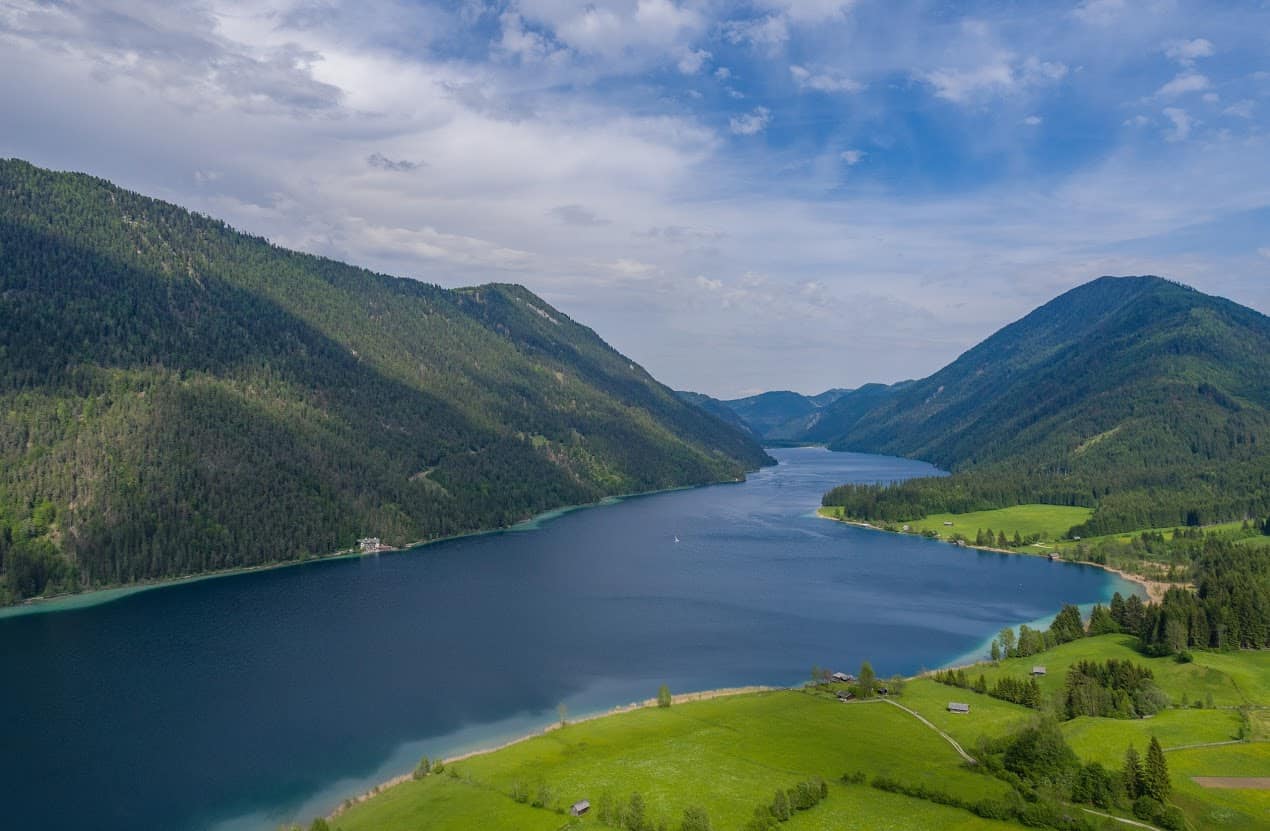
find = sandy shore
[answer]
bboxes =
[815,509,1177,603]
[328,685,776,820]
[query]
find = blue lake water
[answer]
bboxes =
[0,448,1138,831]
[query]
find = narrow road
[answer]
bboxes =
[878,698,977,764]
[1079,807,1162,830]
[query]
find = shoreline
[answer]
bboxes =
[814,509,1174,603]
[327,685,776,821]
[0,475,756,620]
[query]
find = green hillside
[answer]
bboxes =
[821,276,1270,536]
[0,159,771,604]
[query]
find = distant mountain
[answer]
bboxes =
[822,276,1270,535]
[674,391,759,438]
[0,159,772,604]
[678,388,854,441]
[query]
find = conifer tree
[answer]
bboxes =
[1144,736,1171,802]
[1122,745,1144,800]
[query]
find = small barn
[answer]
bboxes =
[570,799,591,817]
[1031,666,1047,676]
[948,702,970,714]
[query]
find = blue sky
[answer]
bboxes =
[2,0,1268,397]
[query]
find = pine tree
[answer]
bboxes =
[990,639,1002,662]
[997,530,1008,547]
[1143,737,1171,802]
[1122,745,1144,800]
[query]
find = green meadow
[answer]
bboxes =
[905,505,1094,542]
[335,691,1027,831]
[818,504,1093,544]
[333,636,1268,831]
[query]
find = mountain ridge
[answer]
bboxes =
[0,158,771,603]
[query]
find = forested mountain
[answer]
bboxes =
[0,159,771,604]
[674,391,758,438]
[821,276,1270,536]
[678,388,854,441]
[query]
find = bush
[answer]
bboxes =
[1133,795,1163,821]
[1157,805,1186,830]
[679,805,711,831]
[1175,650,1194,664]
[839,771,867,785]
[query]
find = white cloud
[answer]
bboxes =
[1223,100,1254,119]
[608,258,657,276]
[1162,107,1193,141]
[789,64,862,93]
[1123,114,1150,127]
[713,66,731,80]
[1072,0,1126,26]
[840,149,865,165]
[923,56,1065,103]
[1155,72,1210,98]
[729,106,772,135]
[1022,115,1043,126]
[722,15,789,52]
[677,48,710,74]
[1164,38,1214,66]
[193,169,222,185]
[1257,247,1270,260]
[756,0,856,23]
[694,275,723,291]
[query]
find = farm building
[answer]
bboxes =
[570,800,591,817]
[1031,666,1047,676]
[947,702,970,714]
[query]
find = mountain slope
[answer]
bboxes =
[674,391,759,438]
[821,276,1270,535]
[679,388,854,441]
[0,159,771,603]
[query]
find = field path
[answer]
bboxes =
[878,698,977,764]
[1079,807,1162,830]
[1163,738,1251,752]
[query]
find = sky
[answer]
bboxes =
[2,0,1269,398]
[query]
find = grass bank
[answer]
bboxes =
[325,634,1268,831]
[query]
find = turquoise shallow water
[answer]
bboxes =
[0,448,1137,831]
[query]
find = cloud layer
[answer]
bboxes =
[1,0,1268,397]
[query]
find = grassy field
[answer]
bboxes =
[1167,743,1270,829]
[818,504,1093,542]
[334,691,1028,831]
[334,637,1268,831]
[906,505,1094,542]
[969,634,1270,707]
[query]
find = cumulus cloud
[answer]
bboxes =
[1224,100,1255,119]
[677,48,710,74]
[1162,107,1193,141]
[722,15,789,52]
[1022,115,1043,126]
[1072,0,1126,26]
[840,149,865,165]
[922,56,1065,103]
[789,65,862,93]
[729,106,772,135]
[1155,72,1210,98]
[1164,38,1214,66]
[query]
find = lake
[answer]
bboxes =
[0,448,1138,831]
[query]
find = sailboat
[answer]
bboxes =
[673,535,680,543]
